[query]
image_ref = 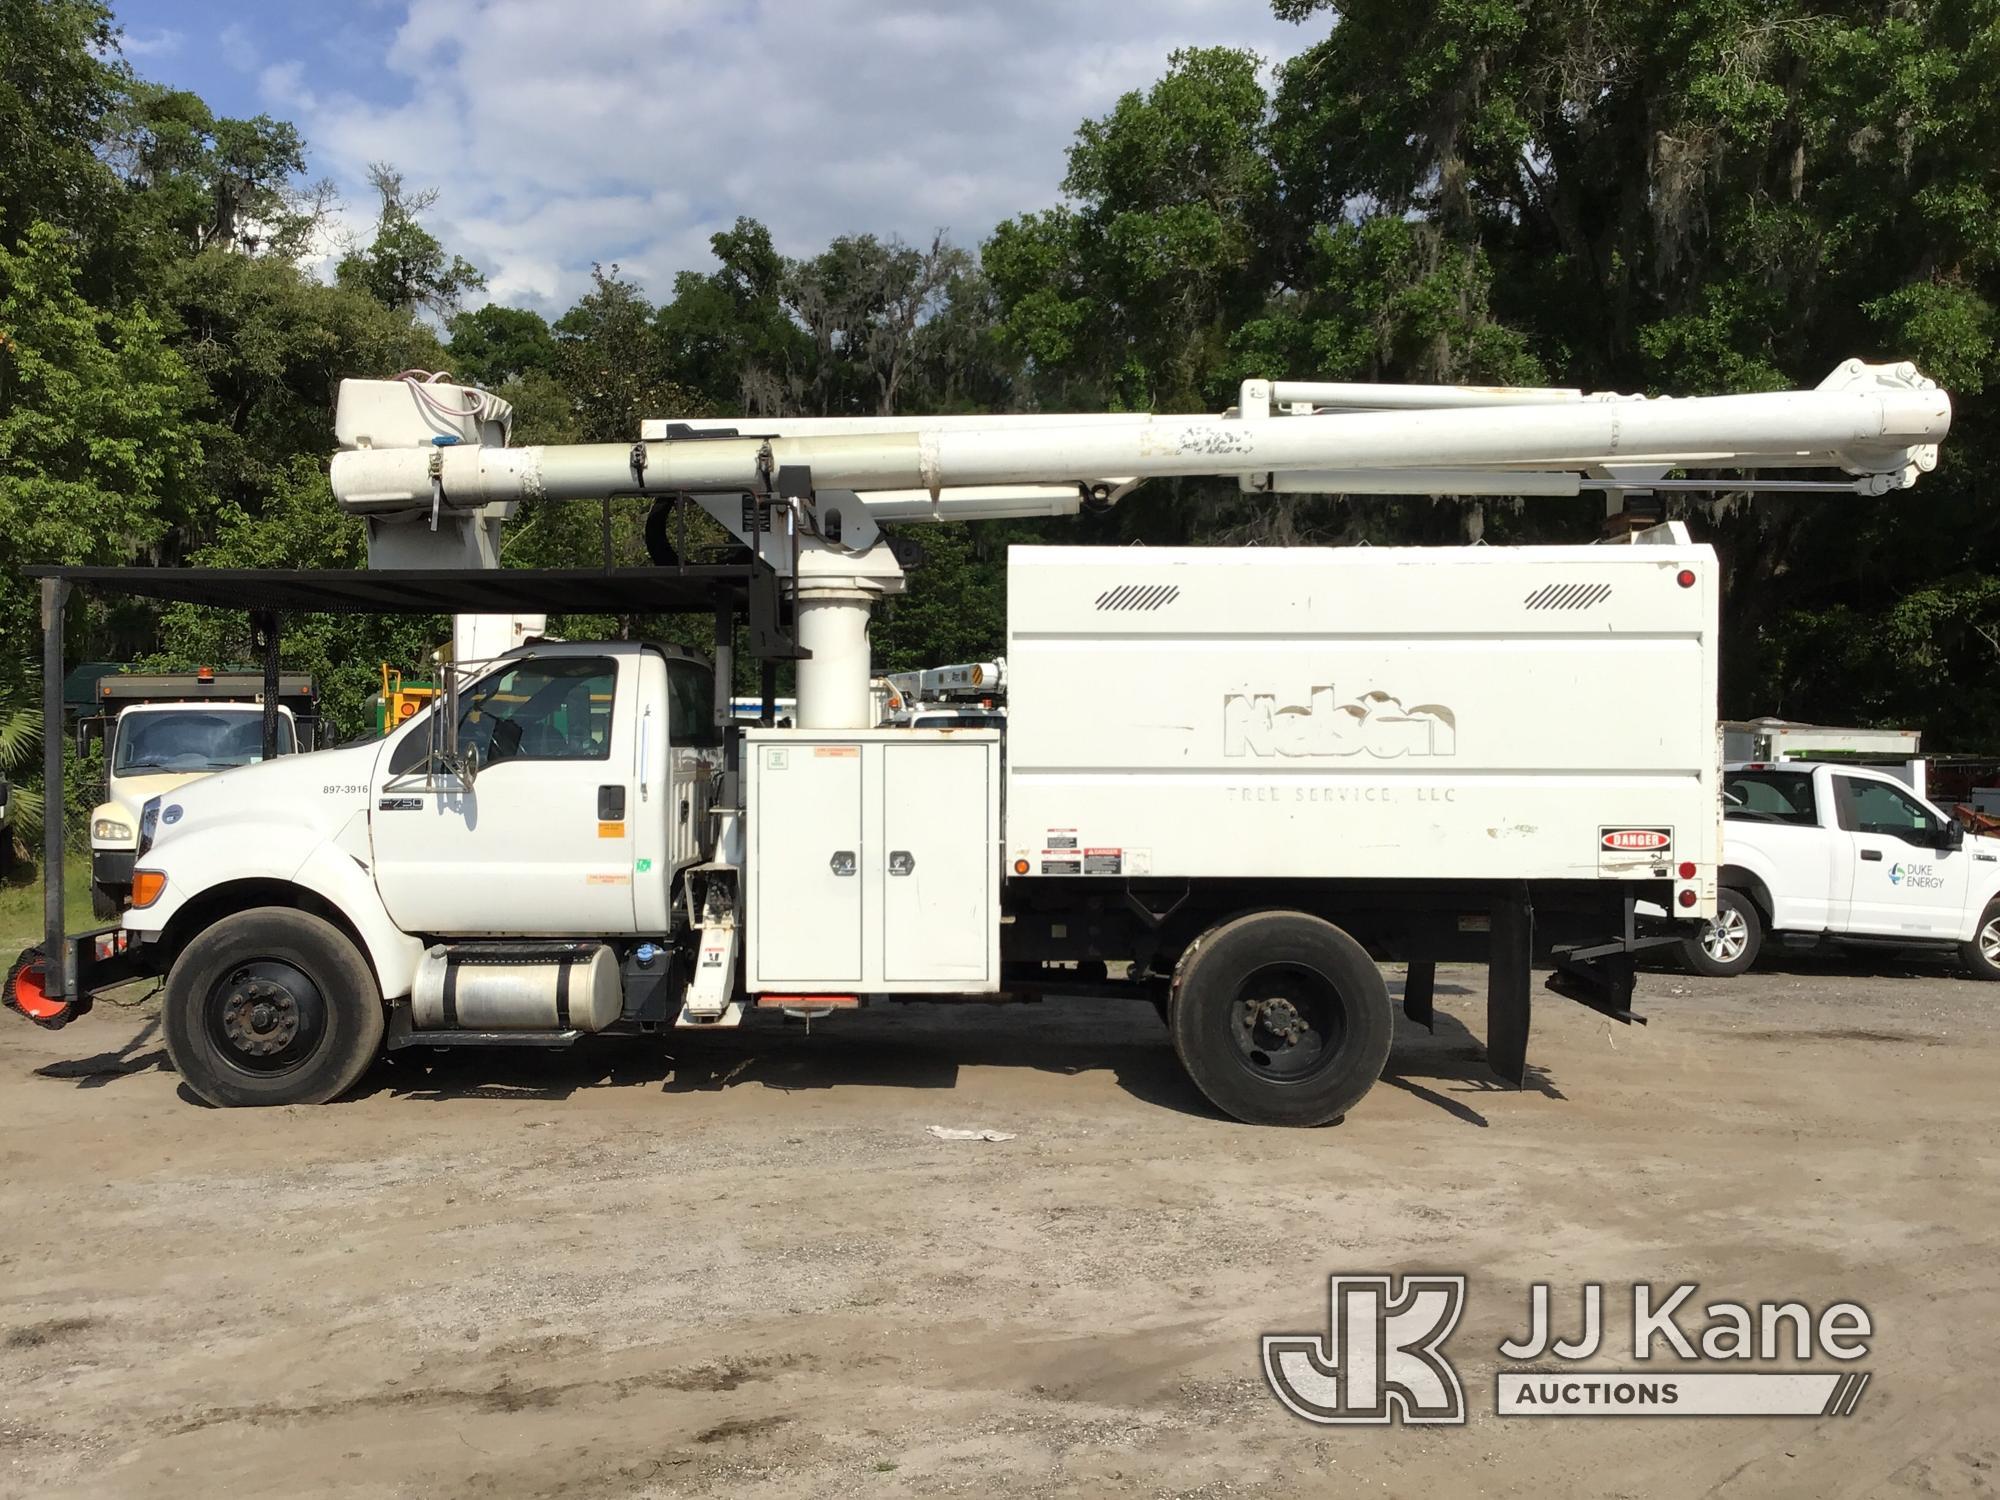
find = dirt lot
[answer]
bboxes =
[2,959,1995,1499]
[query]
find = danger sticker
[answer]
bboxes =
[1083,847,1122,875]
[814,746,860,758]
[1600,827,1673,853]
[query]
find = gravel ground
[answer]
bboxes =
[1,958,1995,1498]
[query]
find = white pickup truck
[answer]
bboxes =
[1681,761,2000,979]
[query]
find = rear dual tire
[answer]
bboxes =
[1168,912,1393,1127]
[162,908,384,1107]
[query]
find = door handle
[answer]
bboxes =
[829,850,857,877]
[1859,849,1883,861]
[888,850,915,877]
[599,785,627,820]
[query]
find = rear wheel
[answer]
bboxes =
[162,908,384,1107]
[1679,888,1762,978]
[1168,912,1393,1127]
[1959,901,2000,981]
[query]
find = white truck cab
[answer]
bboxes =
[1680,761,2000,978]
[90,699,303,918]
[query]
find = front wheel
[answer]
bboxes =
[162,908,384,1107]
[1959,901,2000,981]
[1679,888,1762,978]
[1168,911,1393,1127]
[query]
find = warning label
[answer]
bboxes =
[1040,852,1082,875]
[1083,847,1122,875]
[1045,830,1079,850]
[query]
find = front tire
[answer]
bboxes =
[162,908,384,1107]
[1959,901,2000,981]
[1679,888,1762,978]
[1168,912,1393,1127]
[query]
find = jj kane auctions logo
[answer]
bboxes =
[1265,1276,1873,1423]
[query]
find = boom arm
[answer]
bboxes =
[328,359,1950,729]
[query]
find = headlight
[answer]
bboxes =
[93,817,134,842]
[137,797,162,858]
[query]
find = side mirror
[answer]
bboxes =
[458,741,479,788]
[1942,819,1965,851]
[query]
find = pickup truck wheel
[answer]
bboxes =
[162,908,384,1107]
[1679,889,1761,978]
[1169,912,1392,1127]
[1958,902,2000,981]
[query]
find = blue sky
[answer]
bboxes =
[109,0,1314,316]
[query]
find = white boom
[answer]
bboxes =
[329,359,1950,729]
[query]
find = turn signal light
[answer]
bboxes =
[130,870,167,909]
[1677,889,1698,908]
[1678,861,1696,879]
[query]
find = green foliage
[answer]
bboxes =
[336,164,484,317]
[0,222,206,648]
[11,0,2000,772]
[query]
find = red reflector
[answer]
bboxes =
[1678,861,1696,880]
[196,666,215,682]
[1678,889,1699,908]
[1676,569,1696,588]
[755,994,860,1009]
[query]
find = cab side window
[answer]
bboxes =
[1722,771,1816,826]
[1832,776,1943,842]
[666,659,718,747]
[458,658,617,766]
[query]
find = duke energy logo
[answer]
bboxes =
[1890,862,1945,889]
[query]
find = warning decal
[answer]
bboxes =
[1083,848,1123,875]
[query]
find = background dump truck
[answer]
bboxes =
[80,672,318,919]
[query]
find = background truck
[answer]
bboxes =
[1678,761,2000,978]
[81,672,318,919]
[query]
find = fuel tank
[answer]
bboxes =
[410,942,622,1032]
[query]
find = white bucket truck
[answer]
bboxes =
[10,361,1953,1125]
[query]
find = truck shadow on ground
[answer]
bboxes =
[349,986,1548,1128]
[31,1014,168,1088]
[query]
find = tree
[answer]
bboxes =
[655,217,806,412]
[0,0,123,253]
[0,222,206,651]
[447,304,557,386]
[336,163,485,317]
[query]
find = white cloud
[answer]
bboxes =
[259,0,1313,314]
[118,27,184,58]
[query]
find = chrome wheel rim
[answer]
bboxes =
[1702,905,1749,965]
[1981,917,2000,966]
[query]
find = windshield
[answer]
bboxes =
[113,711,294,774]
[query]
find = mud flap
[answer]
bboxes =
[1486,887,1532,1088]
[1403,960,1435,1032]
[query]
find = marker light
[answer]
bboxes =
[1678,889,1699,908]
[1676,569,1696,588]
[1678,861,1696,879]
[1013,858,1030,875]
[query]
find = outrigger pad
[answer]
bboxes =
[4,948,79,1030]
[1403,960,1436,1032]
[1486,892,1533,1088]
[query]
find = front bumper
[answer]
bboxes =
[91,848,136,890]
